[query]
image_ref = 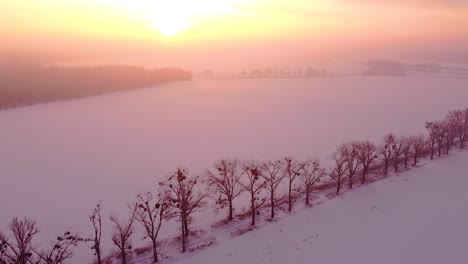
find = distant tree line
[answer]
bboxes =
[1,107,467,264]
[0,64,192,110]
[241,68,328,78]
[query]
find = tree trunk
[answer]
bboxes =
[413,152,418,166]
[431,146,434,160]
[384,161,388,175]
[361,167,368,184]
[348,175,353,189]
[183,217,189,238]
[288,185,292,212]
[438,144,442,157]
[19,255,27,264]
[336,180,341,194]
[404,157,408,168]
[181,219,186,252]
[305,187,310,205]
[97,247,102,264]
[251,194,256,226]
[270,193,275,219]
[228,200,233,221]
[121,249,127,264]
[152,240,158,263]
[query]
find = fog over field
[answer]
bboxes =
[1,76,467,262]
[2,1,468,264]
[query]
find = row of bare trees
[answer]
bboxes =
[207,158,324,226]
[0,218,83,264]
[0,169,206,264]
[85,168,208,264]
[2,107,467,264]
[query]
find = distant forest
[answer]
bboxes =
[0,64,192,110]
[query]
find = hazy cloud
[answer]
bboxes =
[338,0,468,9]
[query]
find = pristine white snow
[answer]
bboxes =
[174,150,468,264]
[1,76,468,263]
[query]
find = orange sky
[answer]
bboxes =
[1,0,468,68]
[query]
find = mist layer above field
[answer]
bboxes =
[1,77,467,262]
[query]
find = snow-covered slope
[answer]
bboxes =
[173,151,468,264]
[1,77,468,263]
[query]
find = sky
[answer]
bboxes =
[1,0,468,69]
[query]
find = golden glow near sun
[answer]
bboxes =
[1,0,467,48]
[154,18,190,37]
[107,0,246,37]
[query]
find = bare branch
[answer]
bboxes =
[159,168,208,252]
[206,159,244,221]
[300,159,325,205]
[239,160,266,226]
[261,160,286,219]
[110,206,137,264]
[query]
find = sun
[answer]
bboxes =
[113,0,245,37]
[151,17,191,36]
[142,1,194,37]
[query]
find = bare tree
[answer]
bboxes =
[206,159,244,221]
[1,238,7,264]
[33,231,83,264]
[110,207,137,264]
[435,122,447,157]
[261,160,286,219]
[339,143,360,189]
[447,109,468,149]
[89,202,103,264]
[354,141,378,184]
[380,134,395,175]
[427,121,446,158]
[411,134,426,166]
[463,108,468,148]
[284,157,301,212]
[0,217,39,264]
[426,122,438,159]
[401,137,412,169]
[392,136,405,172]
[239,160,266,226]
[444,119,456,154]
[160,168,207,252]
[330,152,348,194]
[300,159,324,205]
[135,191,172,263]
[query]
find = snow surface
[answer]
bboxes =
[1,76,468,263]
[174,150,468,264]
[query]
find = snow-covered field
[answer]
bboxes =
[174,150,468,264]
[1,76,467,263]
